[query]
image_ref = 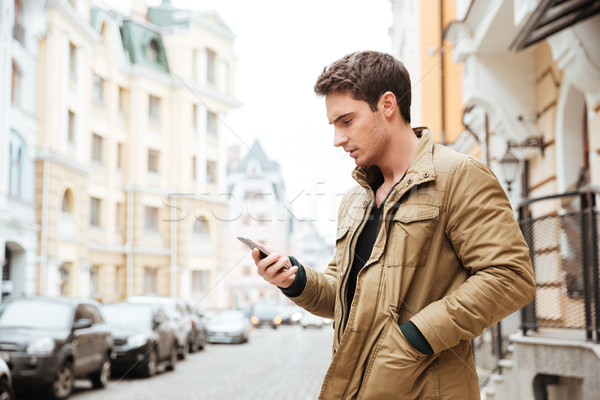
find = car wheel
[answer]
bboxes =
[142,349,158,378]
[178,340,189,360]
[189,334,199,353]
[48,361,74,400]
[198,333,206,350]
[0,379,14,400]
[166,344,177,371]
[91,355,111,388]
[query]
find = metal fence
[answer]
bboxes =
[472,185,600,386]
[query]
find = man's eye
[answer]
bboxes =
[343,119,352,125]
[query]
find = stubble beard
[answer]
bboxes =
[355,113,388,168]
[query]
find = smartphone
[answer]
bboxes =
[237,236,290,270]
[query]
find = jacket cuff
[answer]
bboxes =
[399,320,433,355]
[278,256,306,298]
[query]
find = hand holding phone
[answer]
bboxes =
[237,236,290,270]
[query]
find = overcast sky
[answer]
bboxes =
[102,0,394,241]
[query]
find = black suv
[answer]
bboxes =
[103,301,178,378]
[0,296,114,400]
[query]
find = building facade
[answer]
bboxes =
[0,0,240,307]
[221,141,291,310]
[0,0,45,301]
[444,0,600,398]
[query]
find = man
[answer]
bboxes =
[252,51,536,399]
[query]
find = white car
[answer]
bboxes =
[300,312,328,329]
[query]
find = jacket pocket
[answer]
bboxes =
[386,204,439,268]
[357,307,436,399]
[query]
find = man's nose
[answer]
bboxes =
[333,130,347,147]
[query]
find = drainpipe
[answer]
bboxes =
[125,86,136,298]
[170,98,177,297]
[40,31,52,296]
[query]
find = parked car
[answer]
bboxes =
[248,299,282,329]
[0,358,14,400]
[103,302,178,378]
[300,312,327,329]
[126,296,193,360]
[174,298,207,353]
[0,296,113,400]
[278,305,303,325]
[206,310,251,344]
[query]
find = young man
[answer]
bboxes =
[252,51,535,399]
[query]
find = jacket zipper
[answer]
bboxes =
[337,195,373,344]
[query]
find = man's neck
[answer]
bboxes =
[378,124,418,186]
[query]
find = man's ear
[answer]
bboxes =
[379,91,397,118]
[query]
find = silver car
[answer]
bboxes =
[0,358,14,400]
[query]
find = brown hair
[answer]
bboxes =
[314,51,412,123]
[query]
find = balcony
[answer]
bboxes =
[473,185,600,389]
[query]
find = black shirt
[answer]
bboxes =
[345,198,385,320]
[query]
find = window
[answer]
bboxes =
[148,149,159,173]
[59,262,72,296]
[13,0,24,44]
[145,206,159,231]
[8,131,25,198]
[192,270,209,295]
[146,40,158,62]
[89,265,99,298]
[206,160,217,184]
[144,267,158,294]
[92,74,104,103]
[69,42,77,77]
[61,189,74,213]
[192,156,197,179]
[148,95,160,121]
[90,197,101,226]
[206,111,218,135]
[117,143,123,168]
[206,49,216,85]
[192,217,211,252]
[115,202,125,232]
[92,133,103,162]
[192,104,198,130]
[67,110,76,144]
[118,87,128,114]
[11,60,22,106]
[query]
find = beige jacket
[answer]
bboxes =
[288,129,536,399]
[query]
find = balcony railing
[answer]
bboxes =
[472,185,600,385]
[13,22,25,45]
[518,185,600,342]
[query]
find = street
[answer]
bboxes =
[67,325,333,400]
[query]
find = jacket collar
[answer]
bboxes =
[351,127,436,200]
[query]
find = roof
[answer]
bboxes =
[237,140,281,174]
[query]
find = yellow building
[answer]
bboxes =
[36,0,240,307]
[390,0,466,148]
[444,0,600,397]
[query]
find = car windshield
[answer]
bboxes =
[104,303,153,327]
[253,302,277,314]
[209,310,244,324]
[0,300,72,330]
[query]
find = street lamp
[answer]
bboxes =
[499,150,520,194]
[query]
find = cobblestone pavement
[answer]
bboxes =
[64,324,333,400]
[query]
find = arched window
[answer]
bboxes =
[61,189,74,213]
[8,130,25,198]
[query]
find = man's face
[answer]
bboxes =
[326,92,388,168]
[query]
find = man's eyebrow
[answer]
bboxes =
[331,112,354,124]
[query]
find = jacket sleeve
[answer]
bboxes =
[411,157,536,354]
